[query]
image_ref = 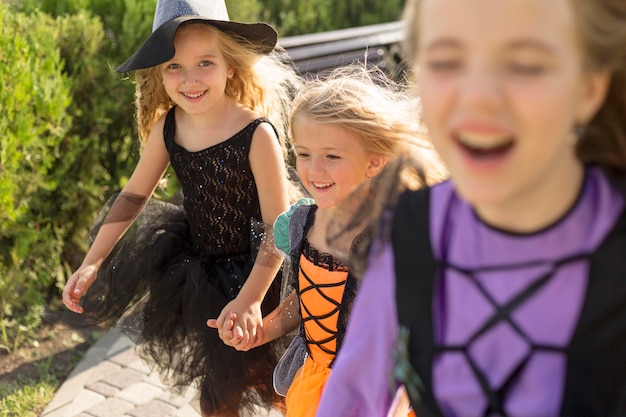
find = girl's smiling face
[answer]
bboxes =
[160,24,234,116]
[415,0,608,229]
[293,116,383,210]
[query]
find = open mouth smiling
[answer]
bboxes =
[182,90,207,99]
[311,182,333,190]
[455,132,515,159]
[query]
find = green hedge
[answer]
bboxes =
[0,1,149,352]
[261,0,405,36]
[0,4,72,352]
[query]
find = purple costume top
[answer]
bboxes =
[316,167,625,417]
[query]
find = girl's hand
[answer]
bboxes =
[215,297,264,351]
[207,312,243,345]
[62,264,98,314]
[208,311,269,351]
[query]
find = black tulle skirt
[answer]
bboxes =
[78,196,283,415]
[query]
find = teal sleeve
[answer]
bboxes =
[273,198,315,255]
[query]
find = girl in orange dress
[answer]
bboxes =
[211,64,444,416]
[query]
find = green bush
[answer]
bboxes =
[262,0,405,36]
[0,0,158,350]
[0,4,71,353]
[0,0,173,353]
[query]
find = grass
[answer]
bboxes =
[0,319,97,417]
[0,377,57,417]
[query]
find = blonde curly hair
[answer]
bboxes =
[133,22,300,161]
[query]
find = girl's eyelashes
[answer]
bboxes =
[163,60,213,70]
[421,47,464,73]
[507,62,547,76]
[425,59,462,73]
[423,60,547,76]
[295,153,341,160]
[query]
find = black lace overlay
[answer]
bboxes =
[301,238,349,273]
[164,109,263,255]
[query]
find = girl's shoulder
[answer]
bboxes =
[149,109,169,135]
[248,117,279,141]
[143,109,170,147]
[273,198,315,255]
[604,169,626,199]
[395,180,452,212]
[393,186,432,235]
[231,104,276,137]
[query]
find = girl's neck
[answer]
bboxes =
[179,96,239,128]
[308,204,366,256]
[307,206,339,254]
[173,99,255,151]
[472,161,585,233]
[313,206,333,226]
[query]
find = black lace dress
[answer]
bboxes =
[79,107,283,415]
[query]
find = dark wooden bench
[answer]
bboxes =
[278,21,406,79]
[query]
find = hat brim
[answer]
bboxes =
[116,16,277,73]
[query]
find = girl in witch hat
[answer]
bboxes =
[62,1,300,415]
